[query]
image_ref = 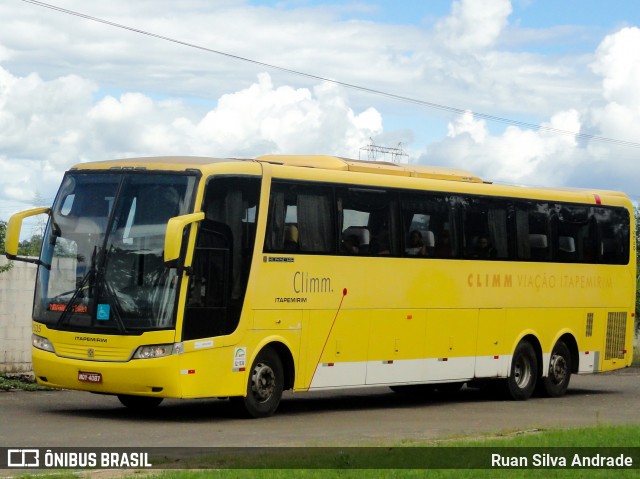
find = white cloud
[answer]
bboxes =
[422,25,640,195]
[592,27,640,108]
[0,67,382,217]
[589,27,640,143]
[436,0,512,52]
[425,105,593,188]
[172,73,382,157]
[0,0,599,120]
[447,110,487,143]
[1,0,640,220]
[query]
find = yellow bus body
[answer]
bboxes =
[9,155,635,413]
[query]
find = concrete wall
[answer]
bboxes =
[0,257,37,373]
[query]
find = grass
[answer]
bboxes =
[0,373,52,391]
[11,425,640,479]
[128,425,640,479]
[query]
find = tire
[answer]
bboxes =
[117,394,163,410]
[540,340,572,397]
[505,341,538,400]
[237,347,284,418]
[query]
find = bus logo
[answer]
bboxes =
[264,256,294,263]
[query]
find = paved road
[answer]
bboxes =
[2,369,639,448]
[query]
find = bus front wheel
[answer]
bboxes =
[505,341,537,400]
[237,347,284,418]
[540,340,572,397]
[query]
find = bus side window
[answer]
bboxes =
[556,204,591,263]
[400,192,456,259]
[595,207,630,264]
[339,187,398,256]
[515,201,552,261]
[461,197,509,260]
[265,182,335,254]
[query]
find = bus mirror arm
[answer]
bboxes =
[163,212,205,268]
[4,207,51,264]
[179,265,194,276]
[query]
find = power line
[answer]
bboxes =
[20,0,640,150]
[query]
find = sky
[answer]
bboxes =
[2,0,640,228]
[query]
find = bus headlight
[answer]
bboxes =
[32,334,55,353]
[133,342,183,359]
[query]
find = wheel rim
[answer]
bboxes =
[514,355,532,389]
[251,362,276,402]
[548,354,568,385]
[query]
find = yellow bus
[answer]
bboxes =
[5,155,636,417]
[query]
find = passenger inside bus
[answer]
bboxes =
[473,236,496,259]
[405,230,428,256]
[341,226,369,255]
[434,230,452,258]
[370,229,391,255]
[284,225,299,251]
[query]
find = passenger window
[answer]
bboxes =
[595,207,629,265]
[400,192,456,258]
[556,205,594,263]
[461,196,509,260]
[338,188,398,256]
[265,182,335,254]
[515,202,552,261]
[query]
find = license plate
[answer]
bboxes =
[78,371,102,383]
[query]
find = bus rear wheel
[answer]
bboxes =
[540,340,572,397]
[236,347,284,418]
[505,341,537,400]
[117,394,163,410]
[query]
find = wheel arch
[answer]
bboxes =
[252,338,296,392]
[267,341,295,391]
[556,332,579,374]
[516,333,543,377]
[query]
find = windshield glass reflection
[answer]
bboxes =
[34,172,196,332]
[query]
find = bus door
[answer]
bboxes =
[181,176,260,341]
[182,220,233,341]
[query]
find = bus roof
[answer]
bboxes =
[68,154,629,205]
[255,155,484,183]
[71,155,484,183]
[70,156,244,171]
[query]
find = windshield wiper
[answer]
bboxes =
[56,252,96,327]
[56,246,128,333]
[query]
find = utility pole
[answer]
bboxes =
[359,138,408,163]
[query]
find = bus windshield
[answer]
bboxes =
[34,171,197,333]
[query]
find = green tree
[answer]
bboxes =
[17,234,43,258]
[635,208,640,336]
[0,220,13,273]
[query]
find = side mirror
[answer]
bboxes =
[5,207,51,262]
[164,212,205,267]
